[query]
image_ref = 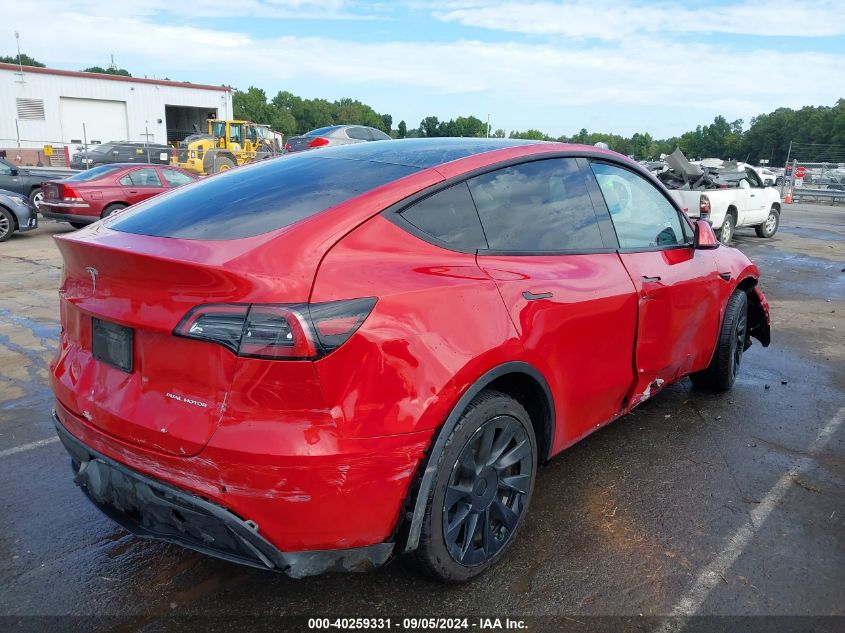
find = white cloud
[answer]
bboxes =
[430,0,845,39]
[6,1,844,137]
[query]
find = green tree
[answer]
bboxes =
[83,65,131,76]
[0,53,44,67]
[420,116,441,137]
[509,129,549,140]
[397,120,407,138]
[233,87,275,124]
[381,114,393,134]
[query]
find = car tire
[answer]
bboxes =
[29,187,44,208]
[690,290,748,391]
[718,213,735,245]
[755,207,779,238]
[413,390,538,583]
[101,203,127,219]
[0,206,15,242]
[69,222,88,229]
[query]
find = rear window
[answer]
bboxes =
[305,126,342,137]
[65,165,123,181]
[108,155,419,240]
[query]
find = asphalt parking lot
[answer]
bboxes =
[0,204,843,631]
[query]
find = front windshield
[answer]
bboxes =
[212,122,225,137]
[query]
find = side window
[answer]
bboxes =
[0,162,11,175]
[346,127,371,141]
[229,124,243,144]
[590,162,687,249]
[745,169,762,188]
[371,129,391,140]
[119,168,162,187]
[467,158,604,252]
[400,182,487,251]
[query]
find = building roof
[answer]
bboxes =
[0,62,231,92]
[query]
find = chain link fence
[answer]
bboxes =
[781,142,845,205]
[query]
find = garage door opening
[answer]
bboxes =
[166,106,218,144]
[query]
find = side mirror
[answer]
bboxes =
[694,219,719,249]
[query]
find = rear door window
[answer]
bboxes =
[590,162,688,249]
[108,155,419,240]
[399,183,487,251]
[467,158,605,252]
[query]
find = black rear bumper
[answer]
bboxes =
[53,413,393,578]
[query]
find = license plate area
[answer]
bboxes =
[92,318,134,373]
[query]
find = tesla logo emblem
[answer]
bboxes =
[85,267,99,293]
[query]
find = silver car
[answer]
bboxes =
[0,188,38,242]
[285,125,391,153]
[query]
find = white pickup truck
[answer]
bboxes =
[660,153,782,245]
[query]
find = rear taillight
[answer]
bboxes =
[699,194,711,219]
[59,184,83,202]
[307,137,330,148]
[174,298,376,360]
[284,143,292,152]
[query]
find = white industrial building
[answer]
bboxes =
[0,62,233,162]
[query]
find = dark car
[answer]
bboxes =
[51,139,770,582]
[40,163,197,228]
[0,157,76,208]
[285,125,391,153]
[70,142,173,170]
[0,187,38,241]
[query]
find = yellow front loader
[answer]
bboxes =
[172,120,282,176]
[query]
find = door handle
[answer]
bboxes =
[128,190,138,194]
[522,291,553,301]
[750,194,756,197]
[641,276,661,283]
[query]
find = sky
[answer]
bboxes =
[4,0,845,138]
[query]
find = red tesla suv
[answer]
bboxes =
[50,139,770,582]
[40,163,197,229]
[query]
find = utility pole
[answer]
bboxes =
[15,31,23,73]
[782,140,793,197]
[487,114,491,139]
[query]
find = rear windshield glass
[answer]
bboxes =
[108,155,419,240]
[65,165,123,181]
[305,126,342,137]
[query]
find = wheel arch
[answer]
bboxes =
[735,275,771,347]
[398,361,555,554]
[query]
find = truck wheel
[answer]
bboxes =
[413,390,537,583]
[29,187,44,208]
[690,290,748,391]
[211,157,235,173]
[755,207,779,238]
[0,207,15,242]
[718,214,735,245]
